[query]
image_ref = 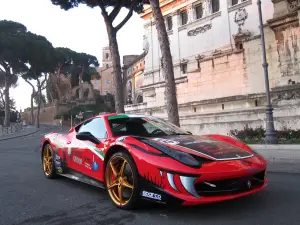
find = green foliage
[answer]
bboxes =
[0,71,18,88]
[0,20,27,35]
[0,96,16,111]
[50,0,147,14]
[230,126,300,144]
[22,32,56,81]
[70,52,99,87]
[0,20,28,76]
[68,103,110,116]
[34,93,46,106]
[55,47,77,75]
[54,47,99,87]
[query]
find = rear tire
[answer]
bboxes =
[42,144,57,179]
[105,152,141,210]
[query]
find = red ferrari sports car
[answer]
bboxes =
[41,113,268,209]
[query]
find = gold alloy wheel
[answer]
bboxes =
[43,146,53,176]
[106,156,134,206]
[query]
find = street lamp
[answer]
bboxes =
[257,0,278,144]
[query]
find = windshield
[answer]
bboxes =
[108,115,190,137]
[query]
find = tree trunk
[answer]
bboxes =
[24,79,36,125]
[149,0,180,126]
[105,23,125,113]
[36,80,42,129]
[3,75,10,127]
[30,92,34,125]
[36,88,41,128]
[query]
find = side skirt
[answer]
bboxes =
[58,170,106,189]
[53,150,106,189]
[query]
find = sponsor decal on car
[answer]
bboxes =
[152,138,180,145]
[141,191,162,201]
[83,155,99,171]
[116,136,126,142]
[84,156,92,169]
[103,140,109,149]
[54,154,63,173]
[73,156,82,165]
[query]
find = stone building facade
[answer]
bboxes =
[123,54,146,104]
[91,46,115,95]
[124,0,300,135]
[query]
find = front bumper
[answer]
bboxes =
[183,172,268,206]
[139,168,267,206]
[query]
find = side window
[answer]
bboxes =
[78,117,107,139]
[142,122,158,133]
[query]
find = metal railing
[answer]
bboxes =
[0,123,23,136]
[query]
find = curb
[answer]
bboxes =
[249,144,300,150]
[0,128,40,141]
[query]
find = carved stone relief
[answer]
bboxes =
[287,0,300,11]
[276,26,300,77]
[187,24,212,36]
[234,8,248,32]
[272,89,300,103]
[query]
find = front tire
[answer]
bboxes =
[105,152,141,210]
[42,144,57,179]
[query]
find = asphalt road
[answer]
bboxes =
[0,125,299,225]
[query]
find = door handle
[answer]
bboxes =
[66,141,71,144]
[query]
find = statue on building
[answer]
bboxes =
[143,35,149,54]
[187,6,194,23]
[202,0,210,17]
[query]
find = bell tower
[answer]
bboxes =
[102,46,112,70]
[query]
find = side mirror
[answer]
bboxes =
[76,132,101,144]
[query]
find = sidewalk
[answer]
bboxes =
[250,144,300,160]
[250,144,300,174]
[0,125,39,141]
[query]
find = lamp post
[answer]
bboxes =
[257,0,278,144]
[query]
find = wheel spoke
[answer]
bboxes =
[47,163,51,172]
[118,185,124,204]
[107,156,134,206]
[110,161,118,176]
[119,160,127,176]
[107,180,118,189]
[122,180,133,189]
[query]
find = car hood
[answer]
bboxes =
[145,135,254,160]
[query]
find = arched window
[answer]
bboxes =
[137,95,143,103]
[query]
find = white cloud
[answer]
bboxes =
[0,0,144,110]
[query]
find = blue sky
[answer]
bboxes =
[0,0,144,110]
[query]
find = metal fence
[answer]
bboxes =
[0,123,23,136]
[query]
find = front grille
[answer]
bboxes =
[195,170,265,197]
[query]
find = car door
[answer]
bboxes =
[64,120,92,173]
[76,117,108,181]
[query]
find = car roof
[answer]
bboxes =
[97,113,149,119]
[74,113,150,128]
